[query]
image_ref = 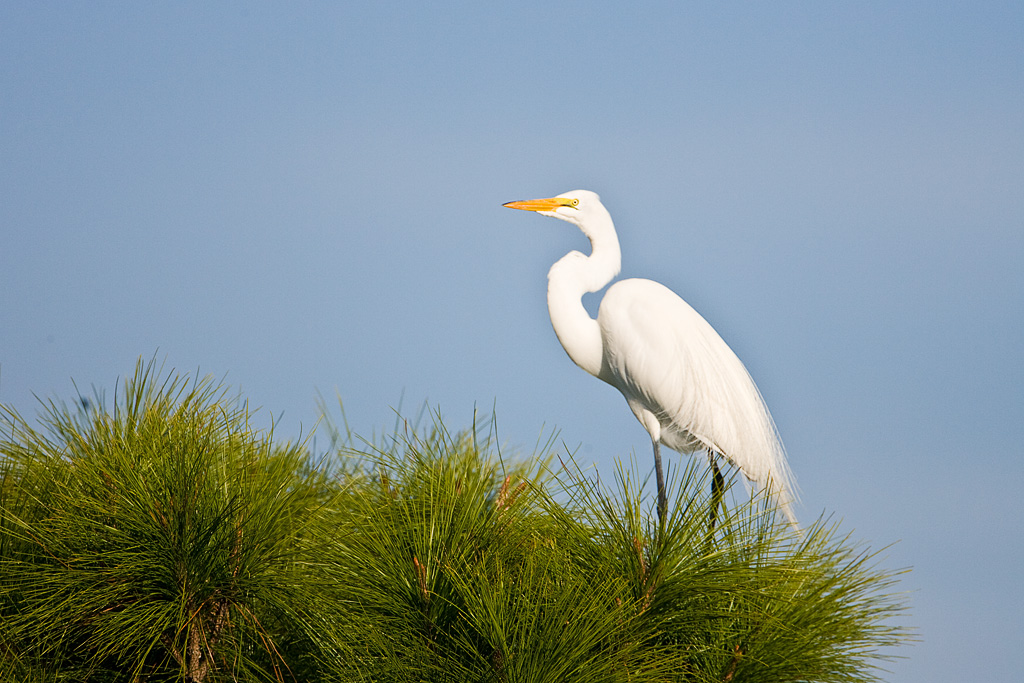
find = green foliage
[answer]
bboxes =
[0,361,336,681]
[544,461,908,683]
[316,422,669,683]
[1,360,910,682]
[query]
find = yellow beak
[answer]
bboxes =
[502,196,575,212]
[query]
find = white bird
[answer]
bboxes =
[503,190,797,527]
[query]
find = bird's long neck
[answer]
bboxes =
[546,217,621,380]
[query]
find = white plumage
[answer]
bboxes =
[504,189,797,526]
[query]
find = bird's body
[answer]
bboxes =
[505,190,797,526]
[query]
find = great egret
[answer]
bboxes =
[503,190,797,527]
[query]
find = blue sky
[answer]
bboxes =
[2,2,1022,679]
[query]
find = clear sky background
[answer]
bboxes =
[2,2,1021,680]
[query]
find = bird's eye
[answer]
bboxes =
[571,198,579,207]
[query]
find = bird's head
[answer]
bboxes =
[503,189,619,259]
[503,190,605,227]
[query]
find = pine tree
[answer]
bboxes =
[1,360,910,682]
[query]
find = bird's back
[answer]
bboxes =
[597,278,794,505]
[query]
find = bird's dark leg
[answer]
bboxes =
[709,451,725,531]
[653,441,668,527]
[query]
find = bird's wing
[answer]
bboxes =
[597,278,791,495]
